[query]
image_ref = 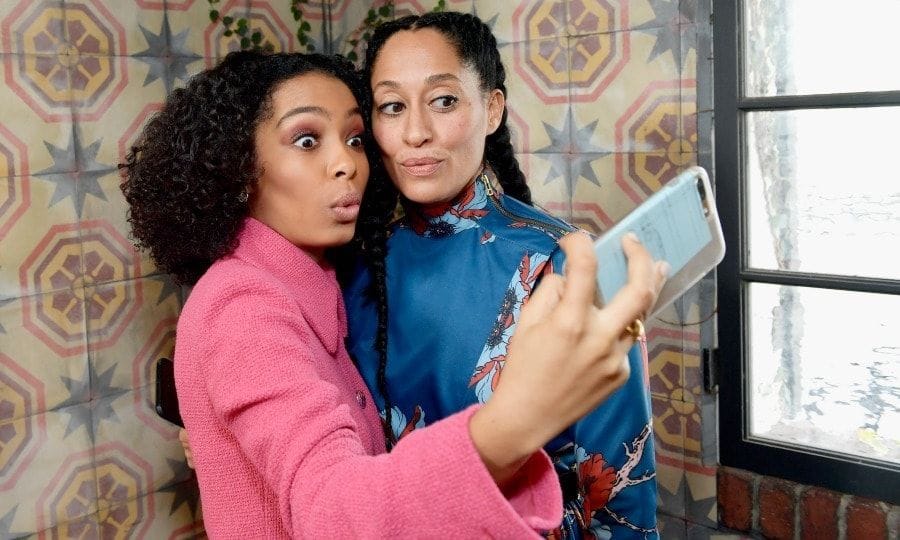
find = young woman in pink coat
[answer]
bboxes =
[121,51,664,538]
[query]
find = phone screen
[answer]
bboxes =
[155,357,184,427]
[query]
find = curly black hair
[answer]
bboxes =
[120,50,372,286]
[358,12,533,449]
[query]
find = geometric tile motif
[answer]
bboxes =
[19,221,142,357]
[650,353,703,460]
[615,80,697,202]
[36,443,152,536]
[512,0,629,103]
[0,353,47,491]
[567,0,630,101]
[1,1,129,121]
[0,124,30,241]
[204,0,295,63]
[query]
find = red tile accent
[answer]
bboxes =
[799,487,840,540]
[758,476,795,540]
[846,497,888,540]
[717,467,753,532]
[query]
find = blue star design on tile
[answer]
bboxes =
[635,0,697,73]
[135,14,202,92]
[0,506,24,539]
[160,460,201,516]
[149,274,182,306]
[536,108,610,197]
[59,363,126,437]
[40,131,109,217]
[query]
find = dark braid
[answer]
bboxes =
[360,12,532,447]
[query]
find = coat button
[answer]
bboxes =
[355,391,366,409]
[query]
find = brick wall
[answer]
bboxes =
[717,467,900,539]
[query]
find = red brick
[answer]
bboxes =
[846,497,887,540]
[799,487,840,540]
[759,476,795,540]
[718,467,754,532]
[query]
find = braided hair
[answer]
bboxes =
[358,12,532,448]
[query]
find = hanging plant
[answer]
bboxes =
[208,0,446,60]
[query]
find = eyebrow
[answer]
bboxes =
[373,72,461,91]
[277,106,362,127]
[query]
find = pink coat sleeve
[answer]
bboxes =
[194,281,562,538]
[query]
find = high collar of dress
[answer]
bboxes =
[233,217,345,354]
[402,166,504,238]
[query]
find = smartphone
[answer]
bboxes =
[592,166,725,317]
[155,357,184,428]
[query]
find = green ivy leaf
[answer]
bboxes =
[306,43,315,52]
[240,36,251,48]
[224,29,233,37]
[209,9,219,21]
[347,51,358,61]
[378,5,390,16]
[300,21,311,31]
[251,31,262,44]
[222,15,233,25]
[236,25,248,36]
[299,34,308,45]
[237,18,248,29]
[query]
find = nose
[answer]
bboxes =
[329,142,358,180]
[402,104,432,147]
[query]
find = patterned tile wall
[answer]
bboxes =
[0,0,720,537]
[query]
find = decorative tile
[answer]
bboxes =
[0,185,80,299]
[80,170,160,279]
[566,0,628,37]
[0,0,65,55]
[571,27,681,151]
[0,54,75,169]
[657,514,688,539]
[0,295,90,420]
[685,467,718,527]
[519,153,572,223]
[87,277,181,400]
[92,394,191,504]
[0,407,95,535]
[503,43,572,154]
[569,152,633,233]
[474,0,567,46]
[173,0,249,66]
[657,460,688,519]
[127,483,204,539]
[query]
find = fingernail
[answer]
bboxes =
[625,232,640,243]
[658,261,670,277]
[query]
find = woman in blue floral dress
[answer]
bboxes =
[344,11,663,539]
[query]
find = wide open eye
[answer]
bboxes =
[293,134,318,149]
[347,134,364,148]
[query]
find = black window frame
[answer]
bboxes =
[713,0,900,504]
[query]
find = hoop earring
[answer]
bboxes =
[237,189,249,203]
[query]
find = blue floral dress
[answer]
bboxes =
[343,168,659,539]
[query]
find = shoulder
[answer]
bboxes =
[484,194,576,253]
[179,257,295,334]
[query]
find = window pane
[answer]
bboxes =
[744,0,900,96]
[747,283,900,467]
[746,107,900,279]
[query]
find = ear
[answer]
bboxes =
[486,89,505,135]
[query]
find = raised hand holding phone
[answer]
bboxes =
[591,166,725,317]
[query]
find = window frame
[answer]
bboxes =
[713,0,900,504]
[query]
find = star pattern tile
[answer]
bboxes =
[135,14,202,92]
[636,0,697,72]
[536,108,610,197]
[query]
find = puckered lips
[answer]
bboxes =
[330,191,361,223]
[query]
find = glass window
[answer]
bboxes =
[714,0,900,503]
